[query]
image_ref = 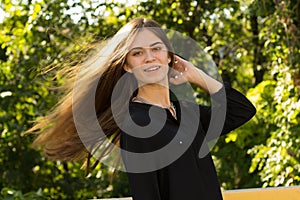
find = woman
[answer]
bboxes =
[28,18,256,200]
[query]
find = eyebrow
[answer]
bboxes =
[129,42,164,51]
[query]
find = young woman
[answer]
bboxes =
[29,18,256,200]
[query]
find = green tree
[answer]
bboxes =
[1,0,299,198]
[246,0,300,187]
[0,0,130,199]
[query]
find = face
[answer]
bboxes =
[124,29,171,85]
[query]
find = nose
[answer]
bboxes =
[144,48,155,62]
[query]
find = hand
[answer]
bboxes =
[169,55,196,85]
[169,55,222,93]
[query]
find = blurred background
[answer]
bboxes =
[0,0,299,199]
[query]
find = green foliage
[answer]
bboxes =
[0,0,299,198]
[1,188,47,200]
[0,0,129,199]
[222,0,300,188]
[246,0,300,187]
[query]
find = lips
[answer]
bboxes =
[144,65,161,72]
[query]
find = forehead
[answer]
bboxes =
[129,29,163,48]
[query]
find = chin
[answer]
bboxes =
[138,77,168,86]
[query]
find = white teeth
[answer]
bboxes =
[144,66,160,72]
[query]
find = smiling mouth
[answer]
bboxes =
[144,65,161,72]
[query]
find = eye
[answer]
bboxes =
[131,50,143,56]
[152,45,163,51]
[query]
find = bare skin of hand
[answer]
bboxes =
[169,55,223,94]
[169,55,195,85]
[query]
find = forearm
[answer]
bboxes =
[188,67,223,94]
[171,55,223,94]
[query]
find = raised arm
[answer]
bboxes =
[199,83,256,140]
[169,55,256,140]
[169,55,222,94]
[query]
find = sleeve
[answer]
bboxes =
[120,132,162,200]
[199,83,256,140]
[125,171,162,200]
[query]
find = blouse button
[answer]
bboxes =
[179,141,183,144]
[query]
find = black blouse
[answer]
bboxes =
[120,84,256,200]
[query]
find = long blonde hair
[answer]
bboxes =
[28,18,175,173]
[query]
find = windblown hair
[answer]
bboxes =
[27,18,175,173]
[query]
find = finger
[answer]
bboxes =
[169,72,186,85]
[173,61,184,72]
[174,54,185,61]
[169,77,180,85]
[170,77,185,85]
[174,55,183,64]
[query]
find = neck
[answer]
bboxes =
[137,84,171,108]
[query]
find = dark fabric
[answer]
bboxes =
[120,84,256,200]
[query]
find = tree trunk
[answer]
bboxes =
[250,15,265,86]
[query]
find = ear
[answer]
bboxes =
[168,54,172,64]
[123,63,133,73]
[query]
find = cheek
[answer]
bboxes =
[126,57,142,67]
[161,52,170,61]
[161,55,170,66]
